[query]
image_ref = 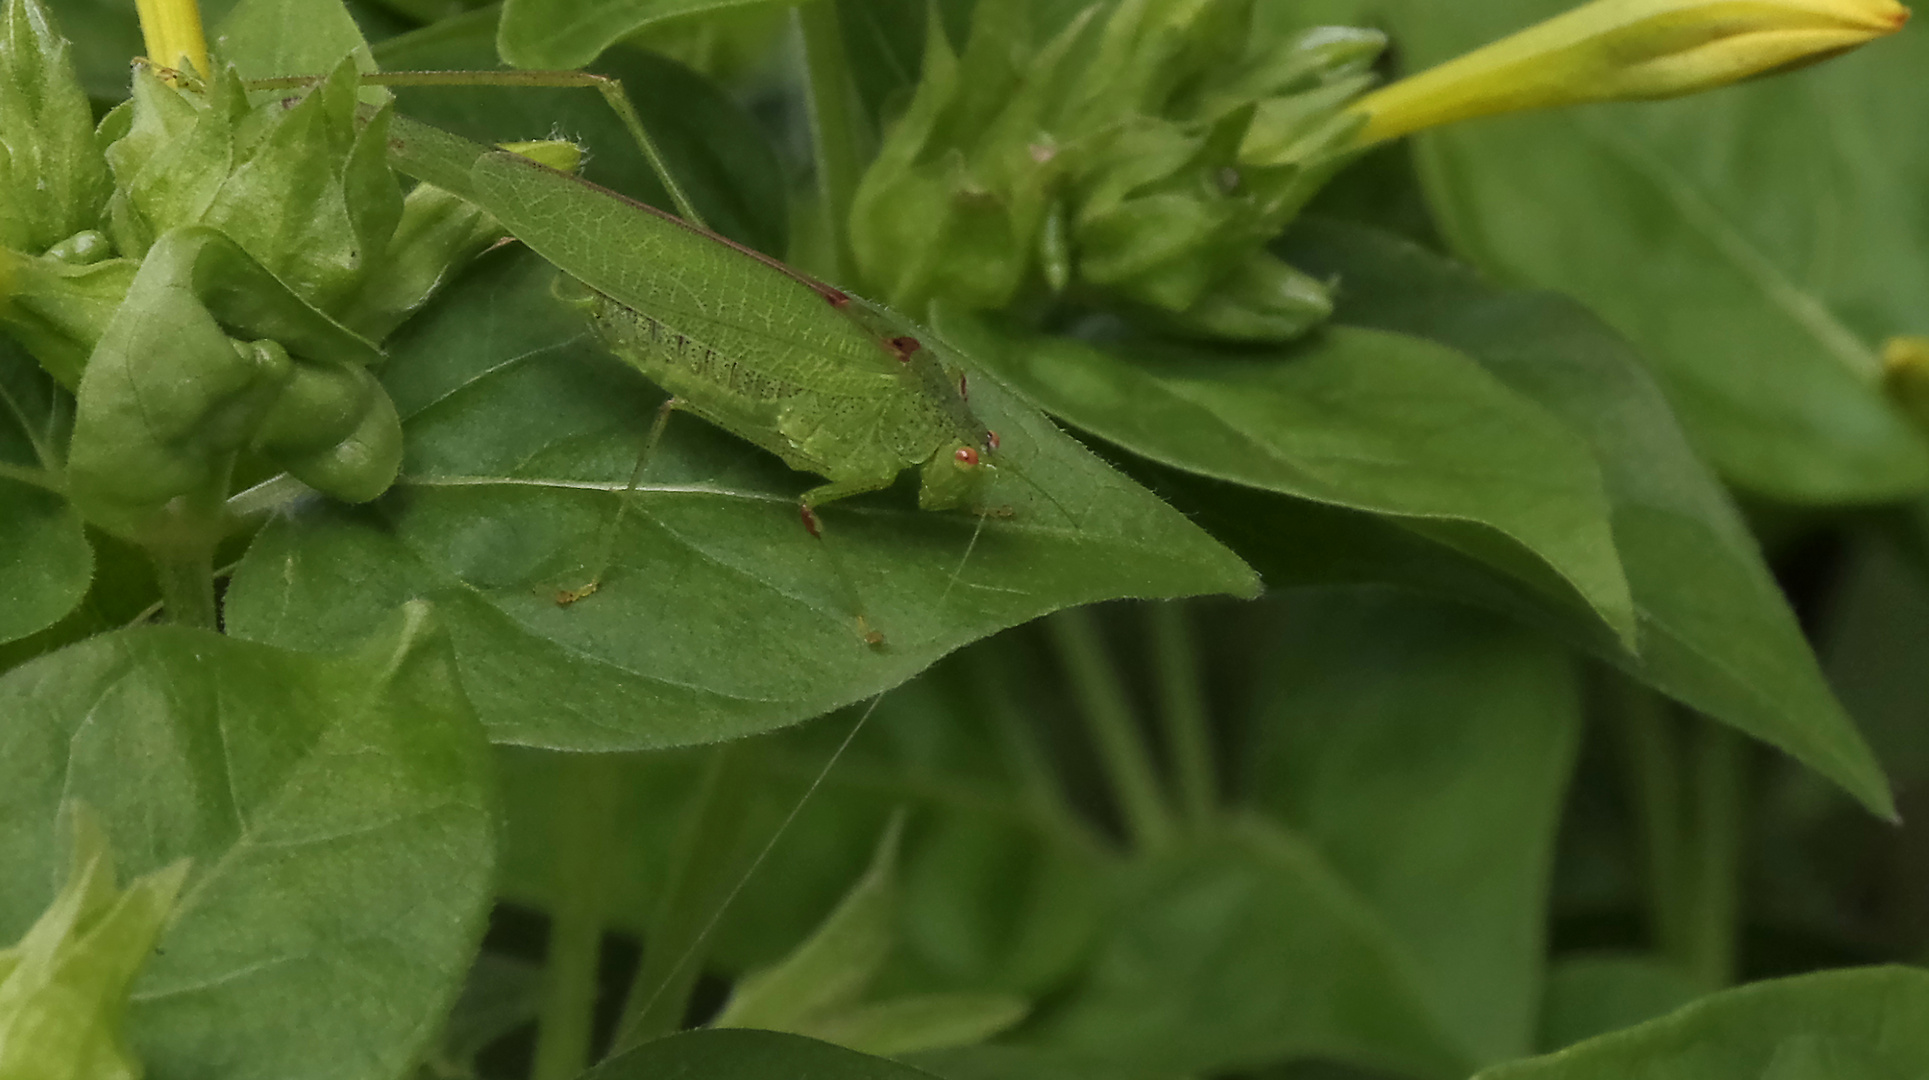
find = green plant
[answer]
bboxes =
[4,0,1929,1077]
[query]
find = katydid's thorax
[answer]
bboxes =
[582,289,994,504]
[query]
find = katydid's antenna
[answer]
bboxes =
[607,694,885,1053]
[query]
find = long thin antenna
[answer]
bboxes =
[609,695,886,1051]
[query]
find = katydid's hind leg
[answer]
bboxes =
[799,478,896,648]
[559,396,685,605]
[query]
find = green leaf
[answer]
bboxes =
[1282,218,1893,819]
[223,245,1257,750]
[0,806,188,1080]
[492,650,1109,990]
[908,1045,1183,1080]
[497,0,789,70]
[946,311,1635,647]
[805,994,1031,1058]
[209,0,375,79]
[716,820,904,1031]
[0,0,112,255]
[374,10,787,256]
[1537,955,1703,1053]
[586,1028,942,1080]
[0,338,89,644]
[1245,589,1581,1067]
[0,603,496,1080]
[1378,0,1929,504]
[1034,819,1470,1079]
[0,476,90,644]
[1478,967,1929,1080]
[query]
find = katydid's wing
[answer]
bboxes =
[467,151,908,397]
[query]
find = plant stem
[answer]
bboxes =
[1149,604,1217,826]
[610,744,754,1052]
[153,544,218,630]
[1048,609,1176,852]
[795,0,862,283]
[1614,679,1744,987]
[1685,718,1744,987]
[531,754,623,1080]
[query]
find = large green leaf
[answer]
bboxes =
[210,0,375,79]
[0,340,89,644]
[224,248,1257,749]
[493,645,1111,1016]
[1478,967,1929,1079]
[1279,218,1892,819]
[585,1028,941,1080]
[1379,0,1929,504]
[1033,819,1471,1079]
[946,314,1634,647]
[374,9,787,255]
[1245,589,1581,1067]
[1536,955,1703,1053]
[497,0,788,70]
[0,603,495,1080]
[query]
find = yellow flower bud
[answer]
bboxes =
[133,0,209,77]
[1347,0,1910,145]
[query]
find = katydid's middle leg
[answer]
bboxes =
[799,477,897,648]
[558,395,684,605]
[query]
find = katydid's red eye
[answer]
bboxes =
[986,431,1000,451]
[955,447,979,467]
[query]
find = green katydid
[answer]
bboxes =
[306,78,1017,638]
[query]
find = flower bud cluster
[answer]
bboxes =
[850,0,1384,342]
[0,0,533,550]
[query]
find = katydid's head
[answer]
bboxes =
[919,435,997,511]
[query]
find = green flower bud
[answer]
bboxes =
[0,0,113,255]
[1156,252,1334,341]
[251,351,402,502]
[0,804,189,1080]
[1884,336,1929,431]
[66,227,388,541]
[1347,0,1912,145]
[0,244,137,388]
[103,57,405,318]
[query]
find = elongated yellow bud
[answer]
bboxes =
[133,0,209,77]
[1347,0,1910,145]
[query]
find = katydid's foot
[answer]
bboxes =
[801,503,823,538]
[858,615,887,649]
[555,580,600,606]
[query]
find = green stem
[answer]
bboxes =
[1149,604,1217,826]
[1684,718,1744,987]
[1614,681,1744,986]
[610,744,755,1052]
[532,754,623,1080]
[0,461,62,493]
[1615,680,1688,962]
[152,544,218,630]
[1048,609,1176,852]
[795,0,863,283]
